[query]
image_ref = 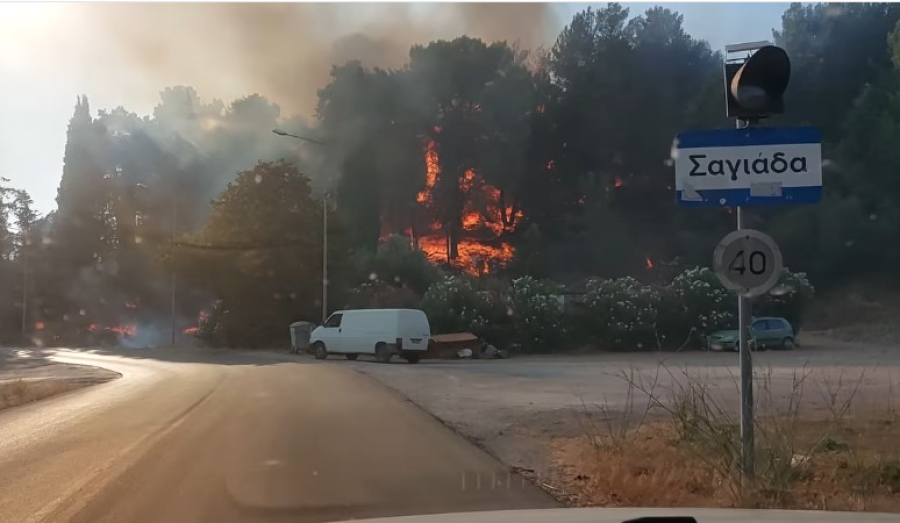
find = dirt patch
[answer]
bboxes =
[805,279,900,345]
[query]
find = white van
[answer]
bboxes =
[309,308,431,363]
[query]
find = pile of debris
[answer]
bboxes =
[426,333,509,360]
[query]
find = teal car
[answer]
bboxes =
[707,317,796,352]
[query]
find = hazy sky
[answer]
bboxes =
[0,2,789,214]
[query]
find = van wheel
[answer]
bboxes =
[375,343,393,364]
[346,354,358,360]
[405,353,421,364]
[312,342,328,360]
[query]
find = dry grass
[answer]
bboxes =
[548,364,900,512]
[0,379,80,410]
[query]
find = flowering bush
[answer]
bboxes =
[584,277,660,350]
[422,275,492,335]
[663,267,736,344]
[508,276,566,351]
[755,269,815,329]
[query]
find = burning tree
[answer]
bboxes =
[405,37,531,272]
[318,38,544,275]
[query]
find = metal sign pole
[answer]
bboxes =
[736,120,754,482]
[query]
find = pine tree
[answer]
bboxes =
[54,95,110,269]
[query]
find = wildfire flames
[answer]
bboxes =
[408,139,520,275]
[183,310,209,335]
[416,140,439,204]
[87,323,137,337]
[645,256,654,270]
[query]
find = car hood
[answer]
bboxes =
[708,330,739,340]
[337,508,898,523]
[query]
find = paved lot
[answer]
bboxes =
[345,334,900,479]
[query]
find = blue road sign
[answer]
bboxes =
[674,127,822,207]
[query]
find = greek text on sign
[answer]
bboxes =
[674,127,822,207]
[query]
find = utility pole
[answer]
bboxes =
[722,41,792,481]
[21,246,27,344]
[735,118,754,480]
[170,197,177,346]
[676,41,799,485]
[322,191,328,324]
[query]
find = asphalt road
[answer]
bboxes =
[0,349,557,523]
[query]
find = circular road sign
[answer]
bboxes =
[713,229,783,298]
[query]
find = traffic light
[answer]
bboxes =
[724,44,791,120]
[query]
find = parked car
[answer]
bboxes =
[707,317,796,352]
[309,308,431,363]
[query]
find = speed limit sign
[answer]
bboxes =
[713,229,783,297]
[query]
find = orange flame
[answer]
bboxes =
[406,138,523,275]
[614,176,624,188]
[183,310,209,335]
[645,257,654,270]
[86,323,137,337]
[34,321,45,331]
[108,325,137,337]
[417,140,440,204]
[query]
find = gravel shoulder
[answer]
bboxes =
[0,348,121,410]
[346,334,900,484]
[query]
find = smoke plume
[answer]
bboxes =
[86,3,560,117]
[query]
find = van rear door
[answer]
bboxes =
[397,309,430,352]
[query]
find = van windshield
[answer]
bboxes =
[324,314,343,328]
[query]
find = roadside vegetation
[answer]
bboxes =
[549,366,900,511]
[341,237,815,353]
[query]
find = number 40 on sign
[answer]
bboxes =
[713,229,783,298]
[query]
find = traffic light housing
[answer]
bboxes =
[725,45,791,120]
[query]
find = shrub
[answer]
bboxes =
[663,267,736,345]
[353,235,439,295]
[583,277,659,350]
[755,269,815,330]
[422,275,492,336]
[346,281,422,309]
[508,276,567,352]
[198,300,226,347]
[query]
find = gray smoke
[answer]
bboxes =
[86,3,560,116]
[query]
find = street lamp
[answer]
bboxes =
[272,129,331,324]
[272,128,327,146]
